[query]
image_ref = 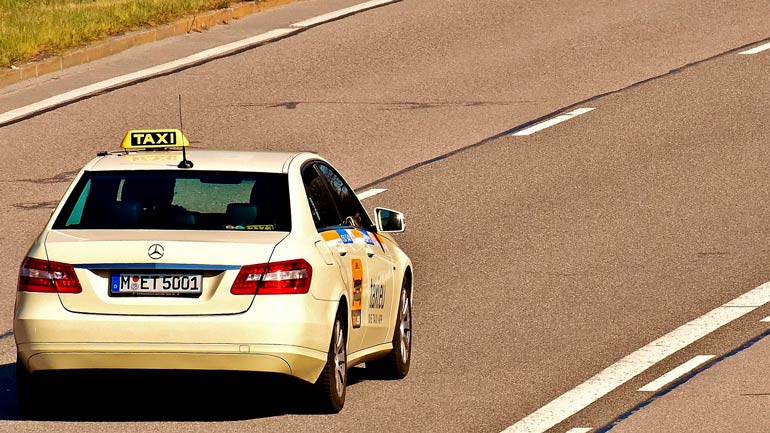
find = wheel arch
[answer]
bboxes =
[386,264,413,341]
[403,266,413,297]
[338,294,349,339]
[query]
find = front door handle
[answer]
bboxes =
[366,247,375,258]
[337,247,348,256]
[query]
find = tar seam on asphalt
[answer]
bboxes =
[6,170,78,184]
[12,200,59,210]
[223,100,530,110]
[596,327,770,432]
[0,330,13,340]
[354,35,770,191]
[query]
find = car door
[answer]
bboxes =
[316,164,396,348]
[301,163,368,353]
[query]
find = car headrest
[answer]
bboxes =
[110,201,142,228]
[226,203,258,226]
[122,178,175,207]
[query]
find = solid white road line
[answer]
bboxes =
[565,428,593,433]
[357,188,387,200]
[0,0,400,127]
[760,315,770,322]
[739,42,770,55]
[511,108,595,136]
[637,355,715,392]
[291,0,396,28]
[501,280,770,433]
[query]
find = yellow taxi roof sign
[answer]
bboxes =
[121,129,189,150]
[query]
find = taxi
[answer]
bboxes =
[14,129,413,415]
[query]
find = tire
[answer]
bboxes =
[314,311,347,413]
[368,278,411,379]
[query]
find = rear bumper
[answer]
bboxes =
[17,343,325,382]
[14,292,337,383]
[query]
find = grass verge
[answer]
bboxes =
[0,0,246,68]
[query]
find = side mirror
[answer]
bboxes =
[375,207,405,233]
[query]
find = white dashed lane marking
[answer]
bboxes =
[739,42,770,55]
[565,428,593,433]
[637,355,715,392]
[357,188,387,200]
[511,108,595,136]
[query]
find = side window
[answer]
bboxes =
[317,164,371,229]
[302,165,341,229]
[65,179,91,226]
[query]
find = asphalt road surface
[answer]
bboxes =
[1,0,770,432]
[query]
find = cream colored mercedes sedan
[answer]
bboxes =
[14,130,413,416]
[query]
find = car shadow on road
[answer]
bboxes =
[0,362,382,422]
[0,363,20,421]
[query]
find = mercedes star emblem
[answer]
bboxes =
[148,244,164,260]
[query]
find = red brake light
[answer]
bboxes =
[18,257,82,294]
[231,259,312,295]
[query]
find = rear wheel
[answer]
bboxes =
[368,279,411,378]
[314,311,347,413]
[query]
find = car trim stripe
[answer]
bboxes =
[74,263,241,270]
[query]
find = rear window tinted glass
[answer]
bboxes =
[53,171,291,231]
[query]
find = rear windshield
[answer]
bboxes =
[53,170,291,231]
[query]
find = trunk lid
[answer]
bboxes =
[45,230,287,316]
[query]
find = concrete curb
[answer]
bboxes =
[0,0,296,90]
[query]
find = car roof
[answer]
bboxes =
[86,149,308,173]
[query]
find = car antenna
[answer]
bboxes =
[177,94,194,169]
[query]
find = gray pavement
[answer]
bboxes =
[366,43,770,433]
[2,1,770,432]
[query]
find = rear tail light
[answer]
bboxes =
[231,259,312,295]
[18,257,82,293]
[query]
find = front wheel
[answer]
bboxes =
[314,311,347,413]
[368,280,411,379]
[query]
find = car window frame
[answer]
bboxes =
[52,169,292,231]
[315,162,375,232]
[301,162,344,231]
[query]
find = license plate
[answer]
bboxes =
[110,273,203,296]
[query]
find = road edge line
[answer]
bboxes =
[0,0,298,90]
[0,0,402,128]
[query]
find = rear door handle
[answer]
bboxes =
[366,248,375,258]
[337,247,348,256]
